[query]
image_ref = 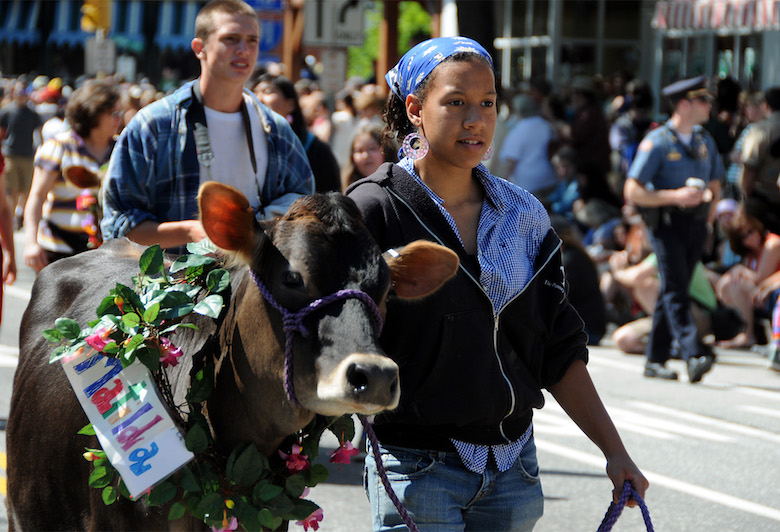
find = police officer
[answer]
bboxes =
[624,75,723,383]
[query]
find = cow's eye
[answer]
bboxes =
[282,270,304,288]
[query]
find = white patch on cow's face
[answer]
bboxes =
[306,353,400,416]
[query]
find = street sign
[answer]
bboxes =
[244,0,282,9]
[85,35,116,75]
[303,0,365,47]
[318,49,347,93]
[247,0,284,60]
[259,18,284,53]
[116,54,137,82]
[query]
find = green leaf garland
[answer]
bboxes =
[44,244,355,530]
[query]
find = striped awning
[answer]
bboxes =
[48,0,146,51]
[112,0,145,53]
[653,0,780,32]
[48,0,89,47]
[0,0,41,45]
[155,1,205,51]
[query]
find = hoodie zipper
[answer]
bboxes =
[388,188,561,440]
[492,238,561,439]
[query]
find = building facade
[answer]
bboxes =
[0,0,205,83]
[2,0,779,107]
[651,0,780,94]
[486,0,654,92]
[481,0,780,114]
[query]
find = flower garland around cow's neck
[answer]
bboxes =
[43,240,358,531]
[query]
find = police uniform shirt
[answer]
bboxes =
[628,120,724,190]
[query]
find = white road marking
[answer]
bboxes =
[539,393,736,443]
[739,405,780,419]
[536,438,780,522]
[607,406,734,443]
[536,405,730,442]
[630,401,780,444]
[733,386,780,403]
[0,344,19,355]
[0,347,19,368]
[586,355,641,372]
[4,284,31,301]
[588,354,780,395]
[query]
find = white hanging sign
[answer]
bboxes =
[62,352,193,499]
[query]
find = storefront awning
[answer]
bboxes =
[112,0,145,53]
[0,0,41,46]
[48,0,89,47]
[653,0,780,32]
[155,1,204,52]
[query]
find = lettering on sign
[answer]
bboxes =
[303,0,365,47]
[62,351,193,499]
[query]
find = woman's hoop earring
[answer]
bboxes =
[482,143,494,162]
[401,132,429,160]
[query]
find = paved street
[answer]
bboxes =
[2,230,780,531]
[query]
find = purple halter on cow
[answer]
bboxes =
[5,182,459,530]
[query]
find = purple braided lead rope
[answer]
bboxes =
[249,270,417,530]
[597,480,654,532]
[249,269,383,408]
[359,415,420,532]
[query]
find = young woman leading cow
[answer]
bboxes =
[346,36,647,530]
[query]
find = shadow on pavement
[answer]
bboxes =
[314,448,364,486]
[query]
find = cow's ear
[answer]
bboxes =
[384,240,459,300]
[198,182,255,260]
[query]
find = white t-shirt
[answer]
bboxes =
[498,115,557,193]
[41,117,70,142]
[329,110,356,169]
[199,97,268,210]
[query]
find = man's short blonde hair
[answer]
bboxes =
[195,0,258,41]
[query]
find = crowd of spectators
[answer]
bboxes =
[1,64,779,371]
[489,72,779,373]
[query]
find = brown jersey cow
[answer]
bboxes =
[5,183,458,530]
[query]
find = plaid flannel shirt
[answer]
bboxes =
[101,80,314,243]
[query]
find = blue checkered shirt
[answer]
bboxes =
[101,80,314,243]
[399,157,549,472]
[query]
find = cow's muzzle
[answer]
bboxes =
[317,353,400,414]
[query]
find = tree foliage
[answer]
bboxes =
[347,1,432,81]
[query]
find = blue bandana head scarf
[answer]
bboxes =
[385,36,493,101]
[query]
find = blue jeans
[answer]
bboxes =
[364,436,544,531]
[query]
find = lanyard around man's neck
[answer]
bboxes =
[190,81,258,177]
[189,81,265,215]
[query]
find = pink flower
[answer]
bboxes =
[278,444,310,472]
[296,508,323,531]
[76,190,97,211]
[61,346,85,364]
[159,337,183,367]
[85,327,112,351]
[211,516,237,532]
[329,441,359,468]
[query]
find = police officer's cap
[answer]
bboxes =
[662,75,712,104]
